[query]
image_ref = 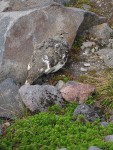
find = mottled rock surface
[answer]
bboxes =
[60,81,95,104]
[88,23,113,41]
[88,146,102,150]
[73,104,100,122]
[104,135,113,142]
[19,84,64,112]
[4,0,70,11]
[97,49,113,68]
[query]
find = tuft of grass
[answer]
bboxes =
[1,103,113,150]
[78,69,113,116]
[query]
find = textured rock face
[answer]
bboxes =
[97,49,113,68]
[0,3,106,84]
[104,135,113,142]
[4,0,70,11]
[88,23,113,41]
[73,104,100,122]
[88,146,102,150]
[0,78,24,119]
[60,81,95,104]
[19,84,64,112]
[0,1,10,12]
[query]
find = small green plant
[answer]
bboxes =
[1,103,113,150]
[85,96,94,105]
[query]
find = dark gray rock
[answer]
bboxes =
[0,78,24,119]
[73,104,100,122]
[88,146,102,150]
[19,84,64,113]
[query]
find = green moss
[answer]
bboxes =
[1,103,113,150]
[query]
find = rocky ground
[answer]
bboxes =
[0,0,113,150]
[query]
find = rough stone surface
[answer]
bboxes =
[0,78,24,119]
[4,0,70,11]
[104,135,113,142]
[88,23,113,41]
[0,3,105,84]
[0,1,10,12]
[25,36,69,84]
[97,49,113,68]
[73,104,100,122]
[88,146,102,150]
[101,122,109,127]
[19,84,64,112]
[60,81,95,104]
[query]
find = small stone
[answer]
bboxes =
[84,63,90,67]
[73,104,100,122]
[91,48,95,53]
[101,122,109,127]
[58,148,67,150]
[80,67,88,72]
[88,146,102,150]
[81,45,85,50]
[95,46,99,51]
[3,122,10,128]
[82,41,96,48]
[82,4,91,11]
[104,135,113,142]
[0,124,2,135]
[56,80,65,90]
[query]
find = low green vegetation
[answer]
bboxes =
[1,103,113,150]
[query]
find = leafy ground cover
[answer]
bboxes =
[1,103,113,150]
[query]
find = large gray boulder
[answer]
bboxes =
[3,0,70,11]
[0,3,106,84]
[0,78,24,119]
[19,84,64,112]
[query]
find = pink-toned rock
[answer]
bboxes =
[60,81,95,103]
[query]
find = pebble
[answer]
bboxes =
[91,48,95,53]
[0,124,2,135]
[2,122,10,128]
[56,80,65,90]
[84,63,90,67]
[80,67,88,72]
[82,41,96,48]
[101,122,109,127]
[88,146,102,150]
